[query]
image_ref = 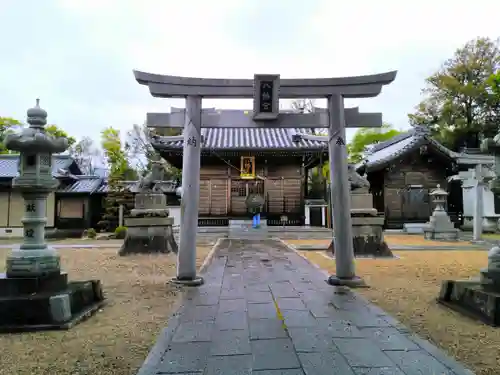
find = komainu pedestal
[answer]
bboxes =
[119,193,178,256]
[330,167,393,258]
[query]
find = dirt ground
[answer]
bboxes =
[0,245,213,375]
[300,250,500,375]
[287,234,478,248]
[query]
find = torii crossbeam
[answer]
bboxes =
[134,70,397,287]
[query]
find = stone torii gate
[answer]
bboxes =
[134,70,397,286]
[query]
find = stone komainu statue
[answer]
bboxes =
[347,164,370,191]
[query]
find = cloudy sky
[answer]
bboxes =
[1,0,499,143]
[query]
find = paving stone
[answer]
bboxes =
[298,351,355,375]
[333,338,394,368]
[360,328,420,351]
[220,288,246,300]
[281,310,317,327]
[245,283,270,292]
[216,311,248,330]
[253,370,305,375]
[276,297,307,310]
[188,293,220,306]
[251,338,300,371]
[218,299,247,313]
[172,321,215,343]
[249,318,288,340]
[304,301,340,318]
[156,342,210,373]
[210,329,252,356]
[205,354,252,375]
[316,319,364,338]
[353,367,406,375]
[180,305,218,322]
[287,327,338,352]
[246,291,275,303]
[248,302,278,319]
[385,350,456,375]
[270,285,301,298]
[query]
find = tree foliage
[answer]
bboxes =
[0,117,22,154]
[45,124,76,147]
[98,126,137,232]
[126,123,181,180]
[347,124,402,163]
[409,37,500,150]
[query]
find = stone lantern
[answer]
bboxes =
[0,100,105,332]
[4,99,69,276]
[423,184,459,240]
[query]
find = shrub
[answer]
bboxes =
[115,226,127,239]
[86,228,97,239]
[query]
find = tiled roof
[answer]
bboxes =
[0,154,75,178]
[57,176,104,194]
[151,128,327,151]
[359,128,457,172]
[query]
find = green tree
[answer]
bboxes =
[101,126,137,180]
[45,124,76,147]
[98,126,137,231]
[347,124,402,163]
[409,37,500,150]
[0,117,21,154]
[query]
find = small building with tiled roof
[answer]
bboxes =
[0,154,112,237]
[152,127,328,225]
[357,126,495,229]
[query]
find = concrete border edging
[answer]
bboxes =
[198,238,224,274]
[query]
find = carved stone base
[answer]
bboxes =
[438,279,500,327]
[6,248,61,277]
[423,229,459,241]
[0,273,105,332]
[327,275,367,288]
[329,217,393,258]
[119,217,178,256]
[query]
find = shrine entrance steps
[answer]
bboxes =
[136,239,473,375]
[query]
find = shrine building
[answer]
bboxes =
[151,127,328,226]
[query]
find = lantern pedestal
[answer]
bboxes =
[0,100,105,333]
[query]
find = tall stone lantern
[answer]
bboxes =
[0,100,105,332]
[4,99,69,276]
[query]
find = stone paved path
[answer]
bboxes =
[138,239,474,375]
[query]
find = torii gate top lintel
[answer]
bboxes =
[133,70,397,99]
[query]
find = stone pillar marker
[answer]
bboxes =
[473,164,485,241]
[0,100,105,332]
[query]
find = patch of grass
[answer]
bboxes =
[300,250,500,375]
[483,233,500,240]
[0,244,213,375]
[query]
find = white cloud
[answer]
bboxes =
[2,0,500,143]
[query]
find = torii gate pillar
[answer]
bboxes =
[177,96,202,283]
